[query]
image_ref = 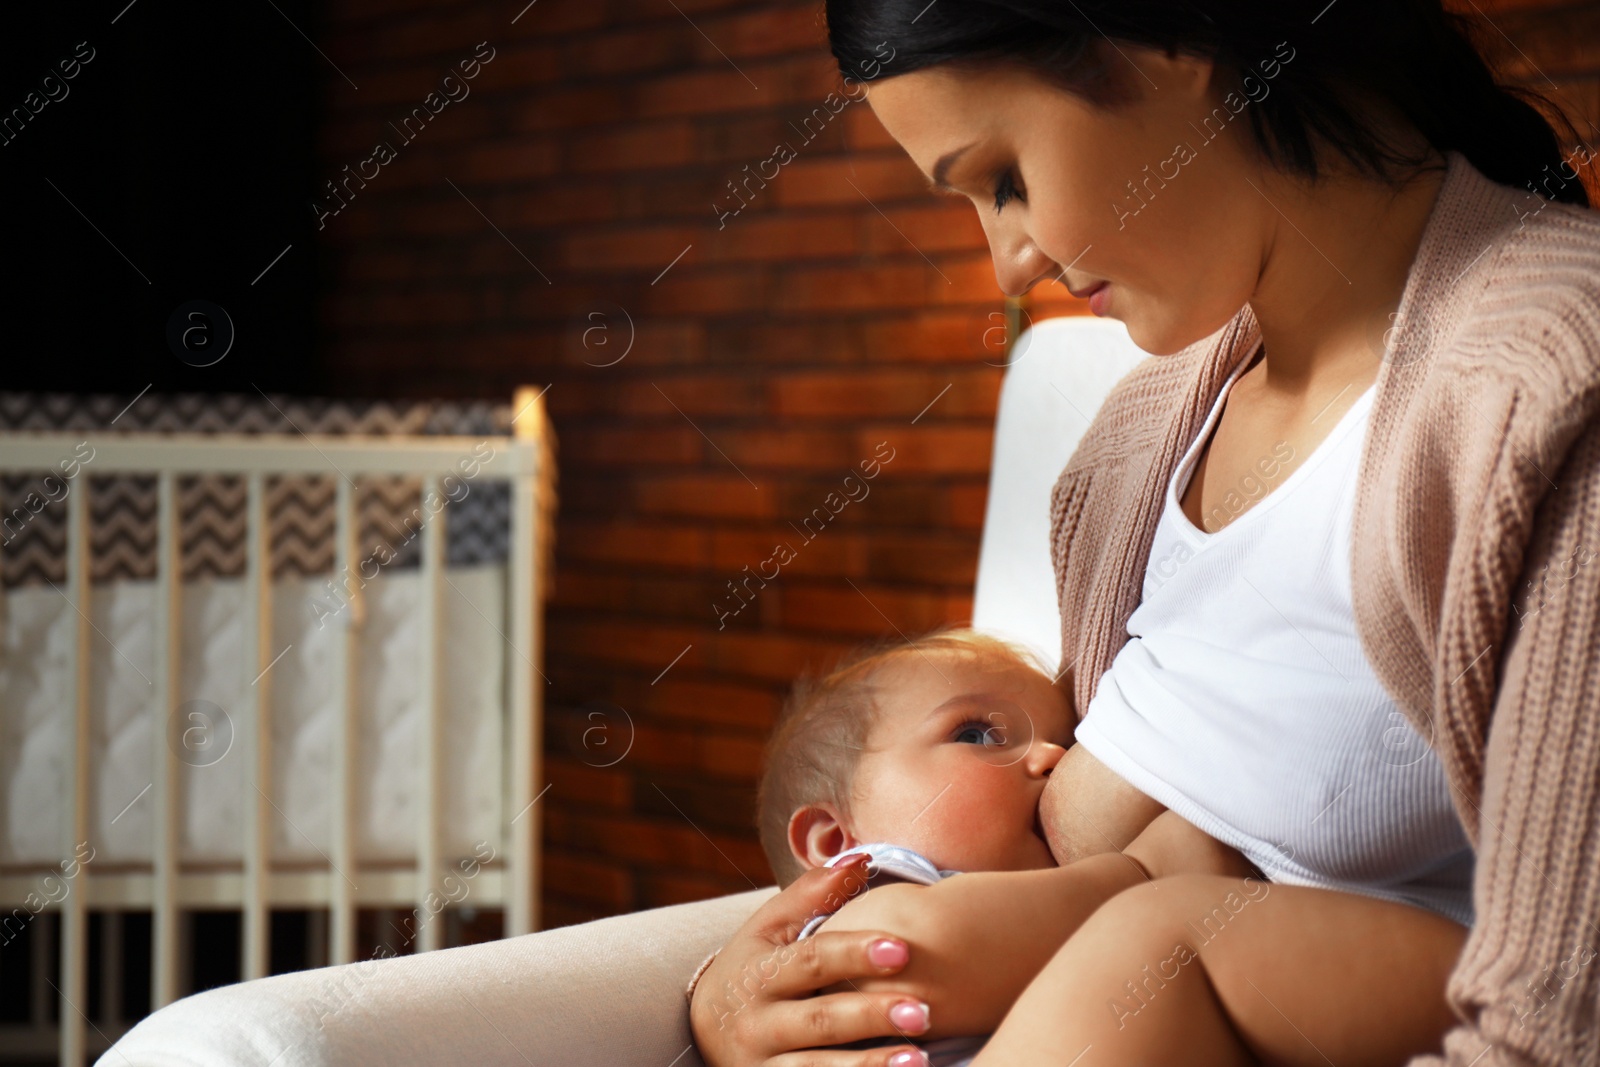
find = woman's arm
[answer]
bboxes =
[818,811,1260,1039]
[1403,419,1600,1067]
[815,852,1149,1038]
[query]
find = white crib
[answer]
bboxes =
[0,387,556,1066]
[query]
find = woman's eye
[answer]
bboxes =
[955,720,1006,746]
[992,170,1022,214]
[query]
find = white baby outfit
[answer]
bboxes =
[1074,347,1475,927]
[802,843,990,1067]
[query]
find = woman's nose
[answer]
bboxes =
[986,220,1057,298]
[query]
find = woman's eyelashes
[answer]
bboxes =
[992,169,1023,213]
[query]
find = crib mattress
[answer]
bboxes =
[0,564,505,867]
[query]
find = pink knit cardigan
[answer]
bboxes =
[1051,149,1600,1066]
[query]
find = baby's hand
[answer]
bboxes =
[1121,810,1264,882]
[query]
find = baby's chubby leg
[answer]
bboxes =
[966,873,1468,1067]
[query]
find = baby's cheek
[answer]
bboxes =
[919,770,1024,869]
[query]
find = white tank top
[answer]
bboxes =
[1074,349,1474,927]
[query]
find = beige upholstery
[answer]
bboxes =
[102,886,778,1066]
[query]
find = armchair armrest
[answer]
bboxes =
[100,886,778,1067]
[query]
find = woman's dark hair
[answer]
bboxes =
[826,0,1590,207]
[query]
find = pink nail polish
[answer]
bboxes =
[889,1051,930,1067]
[868,938,908,968]
[889,1000,930,1033]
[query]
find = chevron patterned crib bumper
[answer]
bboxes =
[0,391,525,867]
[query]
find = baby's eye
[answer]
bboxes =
[955,720,1006,746]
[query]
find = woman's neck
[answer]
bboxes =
[1244,148,1448,401]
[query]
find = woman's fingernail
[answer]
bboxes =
[838,852,870,869]
[889,1051,930,1067]
[868,938,908,969]
[889,1000,930,1034]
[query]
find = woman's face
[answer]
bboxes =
[865,47,1268,356]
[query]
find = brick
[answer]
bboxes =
[557,520,709,568]
[568,121,697,172]
[861,205,988,256]
[617,374,766,417]
[549,619,704,672]
[843,105,897,151]
[638,870,759,909]
[559,27,696,80]
[548,569,632,611]
[714,428,858,470]
[706,212,860,262]
[948,484,990,530]
[706,321,865,365]
[643,676,781,729]
[697,5,827,60]
[866,533,980,585]
[546,809,767,877]
[508,86,631,132]
[638,772,760,833]
[496,182,622,226]
[560,426,703,466]
[771,368,998,419]
[457,139,562,181]
[780,583,968,636]
[706,630,856,683]
[771,263,934,312]
[857,426,996,474]
[774,156,932,208]
[709,527,868,580]
[634,474,776,519]
[563,223,703,271]
[636,67,772,119]
[543,850,632,909]
[640,266,771,315]
[695,732,768,778]
[924,254,1004,303]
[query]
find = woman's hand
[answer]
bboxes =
[688,855,934,1067]
[818,854,1153,1039]
[1120,809,1264,881]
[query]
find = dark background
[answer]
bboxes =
[1,1,325,395]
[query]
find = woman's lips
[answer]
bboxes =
[1067,279,1112,316]
[1086,282,1111,317]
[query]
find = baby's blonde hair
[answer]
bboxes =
[756,627,1048,888]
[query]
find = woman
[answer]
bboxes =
[688,1,1600,1065]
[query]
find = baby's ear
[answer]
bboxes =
[786,804,853,871]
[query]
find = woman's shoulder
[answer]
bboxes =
[1445,185,1600,404]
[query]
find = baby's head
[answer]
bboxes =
[757,628,1075,888]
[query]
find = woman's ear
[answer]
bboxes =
[786,804,857,871]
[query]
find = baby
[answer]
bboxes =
[756,628,1175,1066]
[752,626,1465,1067]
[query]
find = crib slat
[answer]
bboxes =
[242,473,272,979]
[508,392,545,936]
[331,477,360,965]
[153,472,180,1009]
[60,472,91,1067]
[417,477,444,952]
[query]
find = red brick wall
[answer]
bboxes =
[314,0,1598,928]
